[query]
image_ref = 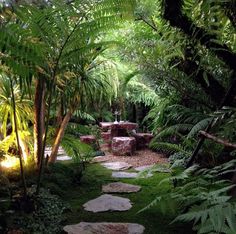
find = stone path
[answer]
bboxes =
[101,162,132,171]
[45,146,72,161]
[102,182,141,193]
[135,165,154,172]
[83,194,132,213]
[63,144,164,234]
[112,171,139,179]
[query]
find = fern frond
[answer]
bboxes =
[187,117,213,138]
[156,124,193,139]
[149,141,188,155]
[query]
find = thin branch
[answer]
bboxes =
[199,130,236,149]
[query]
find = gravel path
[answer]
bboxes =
[100,144,167,167]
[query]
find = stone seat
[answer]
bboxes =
[111,137,136,156]
[80,135,99,150]
[101,131,111,143]
[130,133,153,149]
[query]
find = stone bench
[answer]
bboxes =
[134,133,153,149]
[111,137,136,156]
[101,131,111,143]
[80,135,99,150]
[99,122,113,132]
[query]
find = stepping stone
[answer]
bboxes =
[135,165,154,172]
[83,194,132,213]
[112,172,138,179]
[102,182,141,193]
[64,222,145,234]
[112,171,153,179]
[91,156,109,163]
[56,155,71,161]
[101,162,132,171]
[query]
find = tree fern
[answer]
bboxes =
[156,123,193,139]
[61,134,94,163]
[149,141,188,155]
[187,117,213,138]
[140,160,236,234]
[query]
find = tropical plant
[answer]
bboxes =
[0,0,136,193]
[140,160,236,233]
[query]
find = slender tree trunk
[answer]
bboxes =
[49,110,72,163]
[33,77,46,167]
[10,78,27,196]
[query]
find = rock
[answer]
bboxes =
[83,194,132,212]
[101,132,111,143]
[112,172,138,179]
[111,137,136,156]
[99,122,114,131]
[56,155,71,161]
[102,182,141,193]
[101,162,132,171]
[94,151,105,156]
[91,156,109,163]
[80,135,99,150]
[134,165,154,172]
[63,222,145,234]
[134,133,153,149]
[112,171,153,179]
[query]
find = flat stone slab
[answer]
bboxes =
[102,182,141,193]
[56,155,71,161]
[101,162,132,171]
[135,165,154,172]
[112,172,138,179]
[64,222,145,234]
[83,194,132,212]
[91,156,109,163]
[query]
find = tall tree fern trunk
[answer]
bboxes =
[49,110,72,163]
[34,77,46,167]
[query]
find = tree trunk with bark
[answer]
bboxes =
[48,110,72,163]
[34,77,46,167]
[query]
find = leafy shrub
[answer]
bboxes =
[168,152,190,168]
[140,160,236,234]
[13,188,69,234]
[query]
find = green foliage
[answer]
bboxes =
[149,141,189,156]
[168,152,190,168]
[0,74,32,138]
[61,134,94,163]
[141,160,236,234]
[13,188,69,234]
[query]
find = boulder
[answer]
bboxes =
[83,194,132,212]
[102,182,141,193]
[111,137,136,156]
[133,133,153,149]
[63,222,145,234]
